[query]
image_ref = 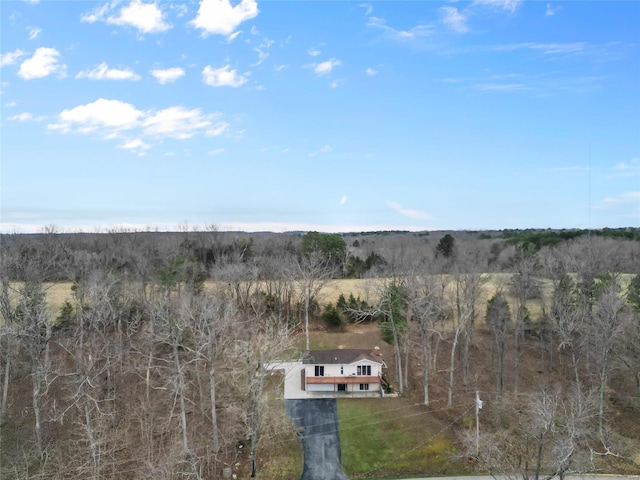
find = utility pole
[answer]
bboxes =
[475,390,482,456]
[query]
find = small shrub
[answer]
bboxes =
[322,302,344,328]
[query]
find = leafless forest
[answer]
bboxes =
[1,227,639,479]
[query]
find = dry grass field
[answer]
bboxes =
[13,273,635,328]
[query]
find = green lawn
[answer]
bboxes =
[338,398,463,479]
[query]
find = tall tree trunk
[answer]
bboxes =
[403,336,410,391]
[173,339,189,452]
[84,398,99,479]
[448,328,461,408]
[390,311,403,394]
[1,344,10,421]
[304,294,310,351]
[32,365,44,462]
[598,351,608,436]
[422,331,431,406]
[514,316,520,393]
[208,341,220,454]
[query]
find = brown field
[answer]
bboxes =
[7,273,634,328]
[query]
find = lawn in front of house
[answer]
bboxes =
[338,397,464,479]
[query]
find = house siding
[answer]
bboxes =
[304,359,383,394]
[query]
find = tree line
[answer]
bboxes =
[0,227,639,479]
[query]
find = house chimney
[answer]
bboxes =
[374,346,381,356]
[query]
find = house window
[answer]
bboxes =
[357,365,372,376]
[340,366,344,375]
[359,383,369,391]
[337,384,346,392]
[314,366,324,377]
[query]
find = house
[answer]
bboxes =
[300,347,386,397]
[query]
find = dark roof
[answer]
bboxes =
[302,349,383,365]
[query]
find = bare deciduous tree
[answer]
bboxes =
[591,276,628,435]
[290,251,335,351]
[509,244,540,393]
[486,291,511,396]
[406,274,447,405]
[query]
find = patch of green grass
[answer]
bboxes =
[338,398,463,479]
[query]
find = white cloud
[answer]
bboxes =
[308,47,321,57]
[615,158,640,171]
[473,0,522,13]
[5,101,18,108]
[76,62,141,81]
[545,3,561,16]
[27,26,41,40]
[359,3,373,16]
[142,106,216,139]
[202,65,247,87]
[226,30,242,42]
[8,112,46,121]
[251,38,274,66]
[80,3,109,23]
[329,79,346,88]
[18,47,66,79]
[602,191,640,205]
[365,67,377,76]
[48,98,143,133]
[340,195,348,205]
[208,148,225,155]
[150,66,185,84]
[205,122,229,137]
[608,158,640,178]
[473,83,528,92]
[308,145,332,157]
[190,0,259,37]
[367,16,433,40]
[47,98,226,152]
[388,201,431,220]
[495,42,585,55]
[1,49,26,67]
[82,0,171,34]
[313,59,341,75]
[273,64,286,73]
[440,6,469,33]
[120,138,150,152]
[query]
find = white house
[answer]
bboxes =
[300,347,386,397]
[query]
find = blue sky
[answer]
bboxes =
[1,0,639,233]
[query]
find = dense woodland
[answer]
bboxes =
[1,227,639,479]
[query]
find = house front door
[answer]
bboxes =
[337,384,347,392]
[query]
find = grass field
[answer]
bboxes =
[16,273,636,328]
[338,397,462,479]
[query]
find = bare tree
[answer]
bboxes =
[151,293,192,453]
[549,275,582,384]
[449,270,484,407]
[591,276,628,435]
[406,274,447,405]
[485,291,511,396]
[364,278,408,394]
[231,310,294,477]
[14,281,52,463]
[509,244,540,393]
[290,251,335,351]
[180,293,237,455]
[466,383,597,480]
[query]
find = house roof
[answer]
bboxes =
[302,349,383,365]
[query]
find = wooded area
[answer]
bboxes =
[1,227,639,479]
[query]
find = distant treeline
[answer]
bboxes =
[1,226,639,283]
[501,227,640,248]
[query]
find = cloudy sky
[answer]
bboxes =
[1,0,638,233]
